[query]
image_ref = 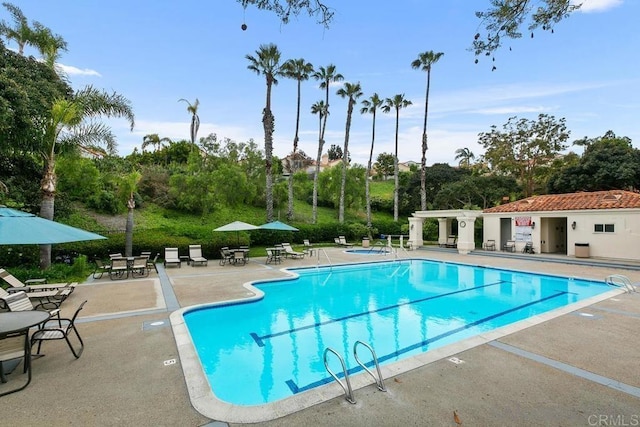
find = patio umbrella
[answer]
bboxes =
[0,206,107,245]
[214,221,259,246]
[258,221,299,232]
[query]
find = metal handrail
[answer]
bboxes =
[323,347,356,404]
[604,274,637,293]
[317,248,333,271]
[353,341,386,392]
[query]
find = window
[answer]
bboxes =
[594,224,615,233]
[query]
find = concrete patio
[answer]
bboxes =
[1,247,639,426]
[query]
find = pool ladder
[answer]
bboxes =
[323,340,386,404]
[604,274,637,293]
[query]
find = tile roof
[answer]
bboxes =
[483,190,640,213]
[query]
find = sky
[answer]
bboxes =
[6,0,639,167]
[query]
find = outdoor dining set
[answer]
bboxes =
[93,252,159,280]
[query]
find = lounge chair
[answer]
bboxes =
[282,243,304,259]
[0,268,76,294]
[189,244,208,267]
[3,291,61,325]
[303,239,314,256]
[338,236,354,248]
[503,240,516,252]
[0,282,71,310]
[164,247,181,268]
[31,300,87,359]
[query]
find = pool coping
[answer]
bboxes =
[169,260,625,423]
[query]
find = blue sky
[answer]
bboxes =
[8,0,639,166]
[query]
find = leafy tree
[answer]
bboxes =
[311,64,343,223]
[31,21,67,69]
[478,113,569,197]
[179,98,200,147]
[454,147,476,168]
[39,86,135,269]
[327,144,343,160]
[411,50,444,210]
[382,94,412,221]
[281,57,313,221]
[0,2,34,55]
[473,0,581,60]
[142,133,171,152]
[360,92,383,230]
[400,163,471,212]
[336,82,362,223]
[56,156,101,201]
[374,152,395,179]
[238,0,334,27]
[434,174,520,209]
[246,43,283,222]
[547,131,640,193]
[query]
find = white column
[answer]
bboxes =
[408,217,423,249]
[456,216,477,254]
[437,218,449,246]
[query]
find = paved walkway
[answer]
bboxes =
[2,247,639,426]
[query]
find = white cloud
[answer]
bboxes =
[573,0,623,13]
[471,105,550,115]
[56,63,102,77]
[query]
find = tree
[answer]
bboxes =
[473,0,581,60]
[31,21,67,69]
[0,2,33,55]
[382,94,412,221]
[142,133,171,152]
[478,114,569,197]
[411,50,444,210]
[281,57,313,221]
[327,144,343,160]
[121,170,142,257]
[39,86,135,269]
[454,147,476,168]
[178,98,200,147]
[238,0,334,27]
[360,93,383,230]
[311,64,343,223]
[547,131,640,193]
[336,81,363,223]
[246,43,283,222]
[374,153,395,179]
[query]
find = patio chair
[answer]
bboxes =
[0,268,76,294]
[164,247,181,268]
[282,243,304,259]
[92,259,111,279]
[503,240,516,252]
[108,258,129,280]
[189,244,208,267]
[146,253,160,274]
[0,330,31,396]
[334,237,342,246]
[232,250,246,266]
[445,235,457,248]
[522,242,534,254]
[265,248,281,265]
[483,240,496,251]
[130,256,149,278]
[3,291,61,326]
[109,253,123,260]
[339,236,354,248]
[31,300,87,359]
[219,247,233,266]
[0,282,71,310]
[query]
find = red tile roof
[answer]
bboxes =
[483,190,640,213]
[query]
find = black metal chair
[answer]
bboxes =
[30,300,87,359]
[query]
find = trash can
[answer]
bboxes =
[362,237,370,248]
[575,243,590,258]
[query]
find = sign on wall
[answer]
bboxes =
[515,216,533,242]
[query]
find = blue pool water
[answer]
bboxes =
[183,259,609,406]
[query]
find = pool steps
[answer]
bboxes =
[324,341,386,404]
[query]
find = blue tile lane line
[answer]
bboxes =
[250,280,510,347]
[286,291,568,394]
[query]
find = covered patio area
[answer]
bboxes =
[408,209,482,254]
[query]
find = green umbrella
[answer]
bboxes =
[214,221,259,246]
[0,206,106,245]
[258,221,299,232]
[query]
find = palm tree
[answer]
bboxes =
[336,82,363,223]
[360,93,383,231]
[0,2,33,55]
[310,99,328,215]
[411,50,444,210]
[311,64,343,223]
[178,98,200,147]
[32,21,67,69]
[142,133,171,152]
[246,43,283,222]
[281,58,314,221]
[454,147,476,168]
[39,86,135,269]
[122,171,142,257]
[382,94,412,222]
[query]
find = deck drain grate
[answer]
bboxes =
[142,320,169,331]
[573,312,602,320]
[448,357,465,365]
[164,359,176,366]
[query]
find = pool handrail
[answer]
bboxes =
[604,274,637,293]
[353,340,386,392]
[323,347,355,404]
[316,248,333,271]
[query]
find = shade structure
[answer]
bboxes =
[214,221,259,246]
[258,221,299,232]
[0,206,107,245]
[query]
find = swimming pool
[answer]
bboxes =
[178,259,611,413]
[345,248,391,255]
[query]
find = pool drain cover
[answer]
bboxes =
[448,357,465,365]
[164,359,176,366]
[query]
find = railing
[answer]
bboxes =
[353,341,386,392]
[317,248,333,271]
[604,275,637,293]
[324,347,356,404]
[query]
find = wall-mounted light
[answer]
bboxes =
[531,221,536,230]
[571,221,577,230]
[410,224,414,230]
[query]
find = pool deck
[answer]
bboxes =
[2,246,639,426]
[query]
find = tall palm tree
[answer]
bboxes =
[360,93,383,230]
[335,82,363,223]
[246,43,283,222]
[32,21,67,69]
[281,58,314,221]
[382,94,412,222]
[0,2,33,55]
[178,98,200,147]
[311,64,343,223]
[310,99,328,215]
[411,50,444,210]
[122,171,142,257]
[39,86,135,269]
[454,147,476,168]
[142,133,171,152]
